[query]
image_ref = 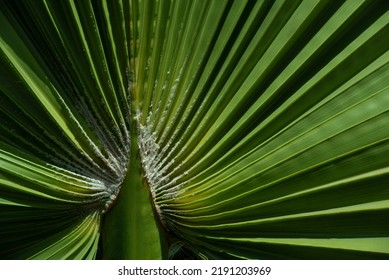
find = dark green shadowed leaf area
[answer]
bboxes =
[0,0,388,259]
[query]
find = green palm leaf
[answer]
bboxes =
[0,0,388,259]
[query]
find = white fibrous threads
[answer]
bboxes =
[84,116,130,213]
[136,111,163,215]
[136,109,186,222]
[44,135,129,214]
[100,150,129,213]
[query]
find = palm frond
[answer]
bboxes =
[133,0,389,259]
[0,0,133,259]
[0,0,388,259]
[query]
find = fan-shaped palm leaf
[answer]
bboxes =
[0,0,388,259]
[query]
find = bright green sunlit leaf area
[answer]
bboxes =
[0,0,388,260]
